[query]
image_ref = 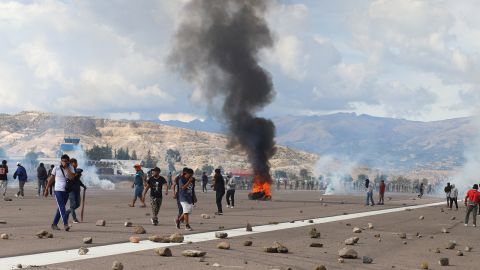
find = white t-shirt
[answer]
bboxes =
[52,165,75,192]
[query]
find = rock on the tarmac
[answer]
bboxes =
[310,243,323,248]
[182,250,207,257]
[78,247,89,255]
[244,240,253,246]
[363,256,373,264]
[1,233,8,240]
[149,235,170,243]
[399,232,407,239]
[201,214,211,219]
[169,233,184,243]
[112,261,124,270]
[83,237,93,244]
[438,258,449,266]
[368,223,374,229]
[212,263,221,267]
[96,220,106,226]
[338,248,358,259]
[134,226,146,234]
[315,265,327,270]
[465,246,473,252]
[129,236,140,243]
[338,258,344,263]
[124,221,132,227]
[217,241,230,249]
[441,228,449,233]
[264,247,278,253]
[420,262,429,269]
[445,241,456,249]
[0,220,6,224]
[155,247,172,257]
[310,228,321,238]
[246,222,253,232]
[345,237,359,245]
[215,232,228,239]
[419,216,424,220]
[456,250,464,256]
[264,242,288,253]
[352,227,362,233]
[16,264,22,269]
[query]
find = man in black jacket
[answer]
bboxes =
[212,168,225,215]
[37,163,48,197]
[0,160,8,198]
[66,158,86,223]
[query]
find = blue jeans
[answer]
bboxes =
[366,191,374,206]
[67,191,81,221]
[53,191,69,226]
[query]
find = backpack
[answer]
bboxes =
[444,186,451,193]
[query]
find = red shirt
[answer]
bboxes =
[466,189,479,203]
[379,182,385,194]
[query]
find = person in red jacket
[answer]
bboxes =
[378,180,386,205]
[464,184,479,227]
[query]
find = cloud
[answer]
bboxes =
[158,113,204,123]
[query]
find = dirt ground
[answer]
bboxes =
[0,184,474,270]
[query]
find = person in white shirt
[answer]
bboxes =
[365,179,375,206]
[450,184,458,210]
[44,154,76,231]
[226,173,236,208]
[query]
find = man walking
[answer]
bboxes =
[418,183,424,199]
[167,171,173,189]
[143,167,167,226]
[444,182,452,207]
[212,169,225,215]
[0,160,8,199]
[44,154,76,231]
[129,164,146,208]
[47,164,54,196]
[226,173,236,208]
[378,180,385,205]
[173,167,189,227]
[202,172,208,192]
[464,184,479,227]
[37,163,48,197]
[177,168,194,231]
[450,184,458,210]
[66,159,86,223]
[365,179,374,206]
[13,162,27,198]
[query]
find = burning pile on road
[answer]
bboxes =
[249,174,272,201]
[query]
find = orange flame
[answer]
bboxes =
[249,174,272,200]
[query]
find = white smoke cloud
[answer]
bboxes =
[314,155,357,195]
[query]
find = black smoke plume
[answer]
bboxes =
[169,0,276,178]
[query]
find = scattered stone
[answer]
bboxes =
[264,247,278,253]
[217,241,230,250]
[320,197,324,202]
[315,265,327,270]
[96,220,106,226]
[1,233,8,240]
[456,250,463,256]
[387,197,392,200]
[345,237,359,245]
[36,230,51,239]
[246,223,253,231]
[243,240,253,246]
[133,226,146,234]
[399,232,407,239]
[16,264,22,269]
[124,221,132,227]
[83,237,93,244]
[363,256,373,264]
[149,235,170,243]
[46,232,53,238]
[353,227,362,233]
[169,233,184,243]
[215,232,228,239]
[78,247,89,255]
[310,243,323,248]
[440,208,444,212]
[338,258,344,263]
[374,234,381,238]
[338,248,358,259]
[0,220,6,224]
[273,241,289,253]
[201,214,211,219]
[403,241,407,245]
[438,258,449,266]
[341,200,345,204]
[182,250,206,257]
[345,223,351,226]
[451,216,456,220]
[155,247,172,257]
[212,263,221,267]
[300,210,303,213]
[441,228,449,234]
[309,228,321,238]
[420,262,429,269]
[3,197,12,201]
[434,248,441,253]
[446,241,456,249]
[368,223,374,229]
[322,203,328,207]
[309,220,314,223]
[465,246,473,252]
[419,216,424,220]
[218,226,225,229]
[112,261,124,270]
[268,221,279,225]
[145,213,150,216]
[129,236,140,243]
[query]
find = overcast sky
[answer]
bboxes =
[0,0,479,122]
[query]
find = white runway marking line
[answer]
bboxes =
[0,201,445,269]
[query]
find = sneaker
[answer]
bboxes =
[185,224,192,231]
[465,224,468,227]
[14,194,18,198]
[64,225,70,231]
[151,218,155,225]
[215,212,223,215]
[154,220,158,226]
[474,224,477,227]
[73,220,79,224]
[231,206,234,209]
[51,224,60,230]
[175,218,180,229]
[227,205,230,208]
